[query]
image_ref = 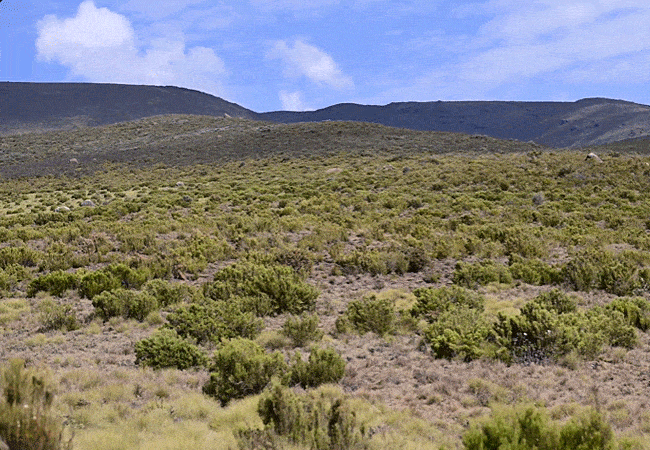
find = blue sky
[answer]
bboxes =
[2,0,650,112]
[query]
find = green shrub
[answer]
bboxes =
[463,404,558,450]
[78,270,121,300]
[559,409,615,450]
[37,299,79,332]
[562,250,650,296]
[508,256,563,286]
[143,278,192,307]
[335,249,413,276]
[289,347,346,389]
[0,359,71,450]
[411,285,485,321]
[463,404,616,450]
[422,307,492,362]
[534,289,577,314]
[27,270,80,297]
[91,288,158,321]
[203,338,288,406]
[165,300,263,344]
[606,297,650,331]
[453,259,513,288]
[335,294,395,336]
[78,264,151,300]
[492,292,638,364]
[134,329,207,370]
[203,261,319,315]
[281,313,323,347]
[0,246,41,269]
[255,383,369,450]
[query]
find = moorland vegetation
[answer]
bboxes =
[1,116,650,449]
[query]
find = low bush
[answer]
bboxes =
[143,278,192,307]
[411,285,485,321]
[254,383,369,450]
[606,296,650,331]
[91,288,158,321]
[165,300,263,345]
[492,292,638,364]
[134,328,207,370]
[422,307,492,362]
[453,260,513,288]
[562,250,650,296]
[289,347,346,389]
[463,404,616,450]
[203,261,319,315]
[335,294,395,336]
[508,255,563,286]
[78,263,151,300]
[78,270,121,300]
[0,246,41,269]
[334,247,425,276]
[0,359,71,450]
[281,313,323,347]
[37,298,79,332]
[203,338,288,406]
[27,270,80,297]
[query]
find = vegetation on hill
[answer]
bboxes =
[1,116,650,449]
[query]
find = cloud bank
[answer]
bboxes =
[36,1,226,95]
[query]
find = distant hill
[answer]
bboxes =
[0,82,258,134]
[2,82,650,148]
[261,98,650,148]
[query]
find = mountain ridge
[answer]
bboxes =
[2,81,650,148]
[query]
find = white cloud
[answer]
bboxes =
[267,39,353,89]
[279,90,314,111]
[36,1,227,96]
[381,1,650,101]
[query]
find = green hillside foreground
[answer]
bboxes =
[1,116,650,449]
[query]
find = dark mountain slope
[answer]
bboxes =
[2,82,650,148]
[261,98,650,148]
[0,82,258,134]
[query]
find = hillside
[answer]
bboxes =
[3,82,650,148]
[0,82,258,134]
[1,117,650,449]
[261,97,650,148]
[0,114,543,178]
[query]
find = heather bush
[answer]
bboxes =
[165,300,263,344]
[563,250,650,296]
[78,270,120,300]
[254,383,369,450]
[453,259,513,288]
[335,294,395,336]
[463,404,616,450]
[422,307,492,361]
[606,296,650,331]
[27,270,80,297]
[203,261,319,315]
[203,338,288,406]
[134,328,207,370]
[91,288,158,321]
[508,255,563,286]
[0,359,71,450]
[289,347,346,389]
[143,278,192,307]
[281,313,323,347]
[411,285,485,321]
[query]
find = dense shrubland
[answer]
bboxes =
[1,141,650,448]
